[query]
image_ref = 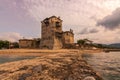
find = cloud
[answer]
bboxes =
[79,28,99,34]
[76,29,120,44]
[89,28,99,33]
[23,0,107,25]
[97,8,120,30]
[0,32,23,42]
[79,28,88,34]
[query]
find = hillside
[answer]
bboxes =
[108,43,120,48]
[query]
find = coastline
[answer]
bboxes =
[0,49,103,80]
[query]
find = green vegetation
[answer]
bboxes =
[77,38,111,49]
[0,40,9,49]
[77,39,93,49]
[77,39,86,45]
[11,42,19,48]
[0,40,19,49]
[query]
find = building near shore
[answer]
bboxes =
[19,38,40,48]
[19,16,74,49]
[40,16,74,49]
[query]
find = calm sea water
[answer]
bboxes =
[82,52,120,80]
[0,55,37,64]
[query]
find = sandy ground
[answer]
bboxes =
[0,49,102,56]
[0,49,103,80]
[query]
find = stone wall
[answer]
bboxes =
[19,39,40,49]
[53,36,63,49]
[19,39,34,48]
[62,31,74,44]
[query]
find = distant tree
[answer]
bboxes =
[97,44,103,48]
[93,43,104,49]
[0,40,9,49]
[12,42,19,48]
[77,39,86,45]
[77,39,88,48]
[77,39,94,49]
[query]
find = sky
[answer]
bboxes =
[0,0,120,44]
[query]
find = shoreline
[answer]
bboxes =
[0,49,103,80]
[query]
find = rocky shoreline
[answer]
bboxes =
[0,49,103,80]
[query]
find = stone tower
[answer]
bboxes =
[40,16,63,49]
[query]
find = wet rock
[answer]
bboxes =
[19,73,31,80]
[0,70,7,74]
[32,64,42,73]
[83,76,96,80]
[19,66,29,71]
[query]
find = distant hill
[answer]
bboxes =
[108,43,120,48]
[92,43,120,49]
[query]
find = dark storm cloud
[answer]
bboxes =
[89,28,99,33]
[97,8,120,30]
[79,28,88,34]
[79,28,99,34]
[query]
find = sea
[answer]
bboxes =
[82,52,120,80]
[0,55,37,64]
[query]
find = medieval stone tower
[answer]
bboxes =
[40,16,74,49]
[40,16,63,49]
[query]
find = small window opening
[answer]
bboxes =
[56,22,60,27]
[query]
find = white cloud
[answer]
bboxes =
[76,27,120,44]
[23,0,104,23]
[0,32,23,42]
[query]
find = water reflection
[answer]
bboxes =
[83,52,120,80]
[0,55,37,64]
